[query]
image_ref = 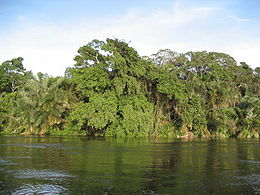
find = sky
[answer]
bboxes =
[0,0,260,76]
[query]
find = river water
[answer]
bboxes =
[0,136,259,194]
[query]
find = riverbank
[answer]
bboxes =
[1,129,259,138]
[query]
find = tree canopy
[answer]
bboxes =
[0,39,259,138]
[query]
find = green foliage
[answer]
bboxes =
[0,93,16,132]
[0,57,32,93]
[67,38,155,137]
[3,76,75,134]
[235,96,260,138]
[106,95,154,137]
[1,39,259,138]
[66,92,118,135]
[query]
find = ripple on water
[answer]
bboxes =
[241,160,260,164]
[0,158,17,166]
[11,184,68,195]
[6,156,31,159]
[229,174,260,194]
[0,143,46,149]
[23,145,47,149]
[14,169,75,181]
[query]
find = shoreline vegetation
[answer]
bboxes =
[0,38,259,138]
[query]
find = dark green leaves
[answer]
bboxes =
[1,39,259,138]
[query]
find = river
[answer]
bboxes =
[0,136,259,194]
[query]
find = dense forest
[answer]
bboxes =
[0,39,259,138]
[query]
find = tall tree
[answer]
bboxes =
[0,57,32,93]
[67,38,154,136]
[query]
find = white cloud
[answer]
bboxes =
[225,40,260,68]
[0,2,258,76]
[228,15,250,22]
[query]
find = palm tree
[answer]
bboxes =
[12,76,75,134]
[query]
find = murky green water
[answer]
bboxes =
[0,136,259,194]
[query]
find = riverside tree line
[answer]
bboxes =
[0,39,259,137]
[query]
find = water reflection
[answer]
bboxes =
[12,184,68,195]
[0,136,259,194]
[14,169,75,180]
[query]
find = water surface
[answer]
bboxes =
[0,136,259,194]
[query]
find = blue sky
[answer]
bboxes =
[1,0,260,76]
